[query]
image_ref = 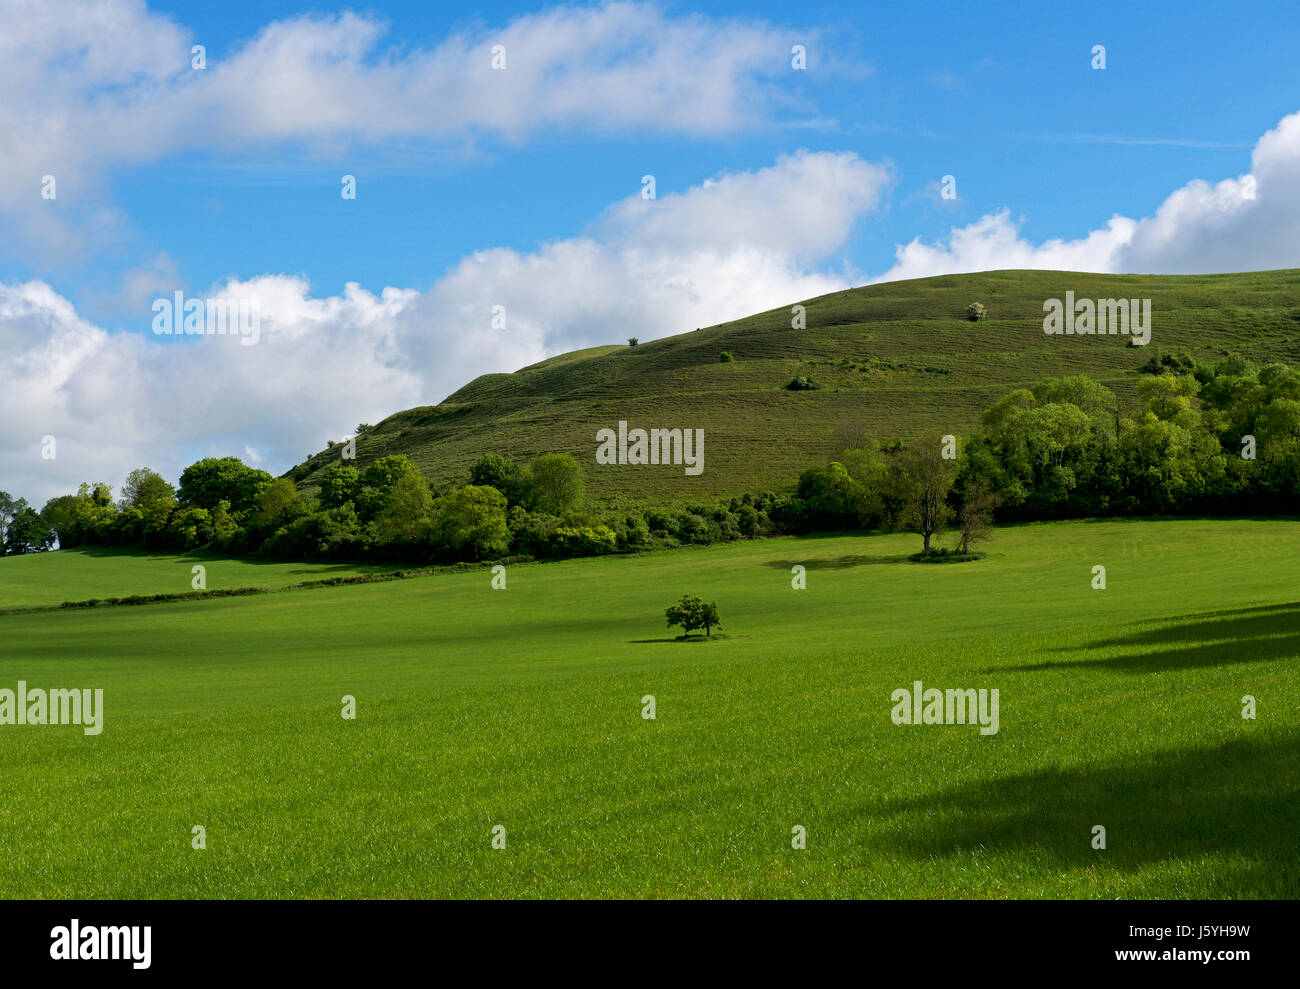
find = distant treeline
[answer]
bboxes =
[3,353,1297,563]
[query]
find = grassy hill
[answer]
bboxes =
[2,519,1296,897]
[291,269,1300,506]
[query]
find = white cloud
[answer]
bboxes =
[875,111,1300,282]
[1,273,424,505]
[1,150,889,504]
[878,209,1136,282]
[0,0,815,259]
[597,151,889,258]
[198,4,804,142]
[417,150,891,370]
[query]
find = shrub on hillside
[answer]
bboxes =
[552,524,617,556]
[621,515,650,548]
[524,453,585,515]
[966,302,987,321]
[734,503,760,536]
[1139,349,1197,376]
[507,507,562,557]
[469,454,527,506]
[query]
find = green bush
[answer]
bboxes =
[552,524,617,556]
[1139,349,1197,376]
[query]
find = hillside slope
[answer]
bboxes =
[290,269,1300,506]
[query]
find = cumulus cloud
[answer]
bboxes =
[1,274,423,505]
[416,150,892,369]
[199,4,804,142]
[1,150,889,503]
[0,0,814,259]
[875,111,1300,282]
[878,210,1137,282]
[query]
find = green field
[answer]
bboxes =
[290,268,1300,506]
[1,518,1296,898]
[0,547,389,612]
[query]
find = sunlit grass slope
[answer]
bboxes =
[1,518,1296,898]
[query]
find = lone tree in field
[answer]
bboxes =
[956,477,999,554]
[891,442,957,555]
[966,302,986,321]
[665,594,722,638]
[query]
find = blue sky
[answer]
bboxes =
[9,0,1295,316]
[3,0,1299,502]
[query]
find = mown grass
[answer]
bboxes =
[0,518,1296,898]
[291,268,1300,506]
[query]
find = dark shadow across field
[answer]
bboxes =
[629,634,734,643]
[850,735,1300,892]
[999,602,1300,674]
[761,554,912,569]
[64,546,386,576]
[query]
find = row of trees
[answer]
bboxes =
[32,451,591,562]
[966,356,1300,517]
[6,353,1298,562]
[790,354,1300,552]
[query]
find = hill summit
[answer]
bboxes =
[290,268,1300,505]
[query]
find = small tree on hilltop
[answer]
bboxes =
[665,594,722,638]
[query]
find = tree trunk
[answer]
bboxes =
[923,530,932,554]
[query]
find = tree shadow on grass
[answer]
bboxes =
[761,554,913,570]
[852,734,1300,894]
[64,545,383,575]
[1126,601,1300,626]
[629,634,732,643]
[999,602,1300,674]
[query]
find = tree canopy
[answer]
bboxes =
[665,594,722,638]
